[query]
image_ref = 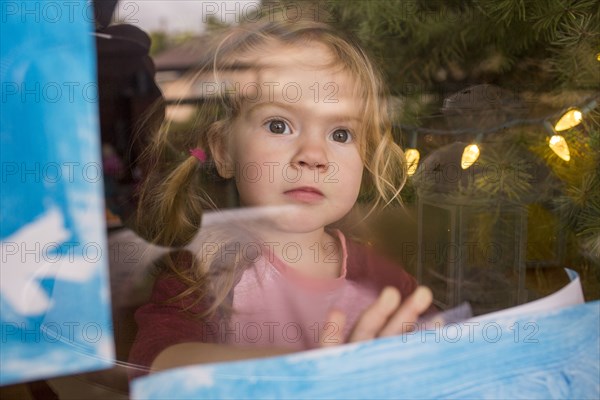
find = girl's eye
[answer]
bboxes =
[330,129,352,143]
[265,119,291,135]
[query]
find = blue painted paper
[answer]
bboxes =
[0,0,114,386]
[132,301,600,399]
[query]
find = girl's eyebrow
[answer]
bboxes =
[246,100,293,117]
[215,62,256,71]
[247,101,362,124]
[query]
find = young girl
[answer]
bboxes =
[129,13,434,377]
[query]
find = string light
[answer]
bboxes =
[398,97,596,167]
[554,109,583,132]
[405,132,420,176]
[405,148,420,176]
[461,143,480,169]
[544,121,571,162]
[554,100,597,132]
[549,135,571,161]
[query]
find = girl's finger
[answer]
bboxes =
[320,309,346,347]
[348,286,401,343]
[378,286,433,337]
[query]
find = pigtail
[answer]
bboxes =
[135,137,208,247]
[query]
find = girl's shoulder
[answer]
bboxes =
[342,234,419,298]
[344,237,395,275]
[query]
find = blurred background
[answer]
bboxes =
[3,0,597,399]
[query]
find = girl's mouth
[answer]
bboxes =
[283,187,325,202]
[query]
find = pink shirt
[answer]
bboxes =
[226,230,379,349]
[129,230,424,377]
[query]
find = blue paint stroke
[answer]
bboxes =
[0,0,114,386]
[132,301,600,400]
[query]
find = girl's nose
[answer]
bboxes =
[290,133,329,171]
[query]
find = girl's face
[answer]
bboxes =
[215,42,364,234]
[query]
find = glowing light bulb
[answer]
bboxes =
[405,148,420,176]
[554,109,583,131]
[461,144,480,169]
[549,135,571,161]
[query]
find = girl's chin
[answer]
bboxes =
[228,203,351,238]
[275,214,344,237]
[239,204,334,234]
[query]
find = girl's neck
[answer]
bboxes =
[258,227,343,279]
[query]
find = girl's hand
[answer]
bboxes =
[320,286,433,346]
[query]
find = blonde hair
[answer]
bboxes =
[136,12,407,318]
